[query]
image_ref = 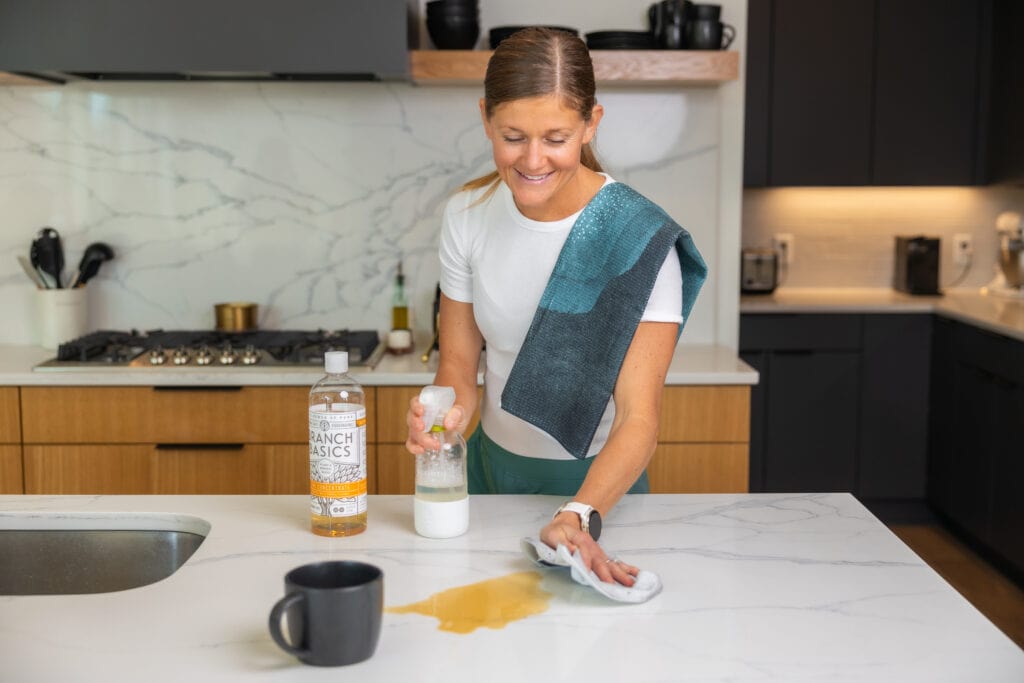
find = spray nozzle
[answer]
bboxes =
[419,385,456,433]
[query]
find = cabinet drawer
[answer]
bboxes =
[658,386,750,442]
[376,386,480,443]
[22,386,375,444]
[0,445,23,493]
[0,387,19,442]
[648,444,749,493]
[740,314,863,351]
[23,443,310,494]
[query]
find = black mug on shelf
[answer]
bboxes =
[685,18,735,49]
[649,0,692,49]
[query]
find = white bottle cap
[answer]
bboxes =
[324,350,349,374]
[419,385,456,433]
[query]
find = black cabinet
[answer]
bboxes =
[740,313,930,496]
[929,317,1024,579]
[988,0,1024,183]
[744,0,990,186]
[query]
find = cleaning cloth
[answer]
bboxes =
[520,536,662,604]
[501,182,707,459]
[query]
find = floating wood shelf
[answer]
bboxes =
[410,49,739,85]
[0,72,52,86]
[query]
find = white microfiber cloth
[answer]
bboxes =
[520,537,662,604]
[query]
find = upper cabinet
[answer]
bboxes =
[744,0,991,187]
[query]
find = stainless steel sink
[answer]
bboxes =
[0,513,210,595]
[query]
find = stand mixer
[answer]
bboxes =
[982,211,1024,298]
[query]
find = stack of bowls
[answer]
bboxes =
[426,0,480,50]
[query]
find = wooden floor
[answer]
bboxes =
[890,523,1024,649]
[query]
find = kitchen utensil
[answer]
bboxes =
[70,242,115,288]
[214,302,258,331]
[995,211,1024,289]
[30,227,65,289]
[16,255,47,289]
[740,248,779,293]
[269,561,383,667]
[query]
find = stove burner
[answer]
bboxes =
[47,329,382,369]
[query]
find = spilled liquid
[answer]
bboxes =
[386,571,551,634]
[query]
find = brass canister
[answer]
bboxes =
[214,302,258,331]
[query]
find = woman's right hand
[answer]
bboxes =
[405,396,465,455]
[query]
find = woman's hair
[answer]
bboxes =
[461,27,604,198]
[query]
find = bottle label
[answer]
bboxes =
[309,406,367,517]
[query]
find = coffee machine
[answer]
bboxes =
[894,236,941,295]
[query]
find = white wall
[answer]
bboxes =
[743,186,1024,290]
[0,0,747,348]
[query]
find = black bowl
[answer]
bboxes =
[488,25,579,49]
[427,17,480,50]
[426,0,478,12]
[585,30,657,50]
[427,7,478,18]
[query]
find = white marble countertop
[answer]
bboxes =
[0,343,757,386]
[1,493,1021,682]
[741,288,1024,342]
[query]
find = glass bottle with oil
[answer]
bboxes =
[308,350,367,536]
[387,260,413,353]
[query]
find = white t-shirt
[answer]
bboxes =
[439,175,683,460]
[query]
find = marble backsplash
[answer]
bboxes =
[0,82,720,347]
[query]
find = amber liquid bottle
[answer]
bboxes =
[308,351,367,536]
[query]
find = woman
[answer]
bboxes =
[406,28,706,585]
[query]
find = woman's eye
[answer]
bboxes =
[546,139,567,145]
[502,136,524,143]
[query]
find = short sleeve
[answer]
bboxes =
[438,194,474,303]
[641,248,684,324]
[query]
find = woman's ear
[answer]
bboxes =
[582,103,604,145]
[479,98,493,140]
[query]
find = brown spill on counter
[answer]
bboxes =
[386,570,552,634]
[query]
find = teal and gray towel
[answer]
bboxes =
[501,182,707,459]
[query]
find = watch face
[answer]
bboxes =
[588,510,602,541]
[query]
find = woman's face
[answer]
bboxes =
[481,94,603,222]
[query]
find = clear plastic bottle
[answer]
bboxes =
[415,386,469,539]
[308,351,367,537]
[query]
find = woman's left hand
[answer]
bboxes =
[540,518,639,586]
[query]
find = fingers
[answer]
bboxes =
[405,397,430,454]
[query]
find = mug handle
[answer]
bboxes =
[721,23,736,49]
[268,592,307,657]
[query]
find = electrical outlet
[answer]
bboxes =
[773,233,795,265]
[953,233,973,266]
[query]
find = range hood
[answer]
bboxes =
[0,0,408,83]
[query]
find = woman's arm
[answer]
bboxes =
[406,294,484,454]
[540,320,679,583]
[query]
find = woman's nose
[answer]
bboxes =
[524,141,545,169]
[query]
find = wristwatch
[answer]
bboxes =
[554,501,602,541]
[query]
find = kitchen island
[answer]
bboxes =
[2,493,1021,682]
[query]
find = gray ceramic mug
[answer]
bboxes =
[269,561,384,667]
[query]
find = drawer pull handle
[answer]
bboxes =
[153,386,243,392]
[155,443,245,451]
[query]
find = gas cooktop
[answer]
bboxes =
[33,329,383,370]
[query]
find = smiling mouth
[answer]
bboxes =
[516,169,553,182]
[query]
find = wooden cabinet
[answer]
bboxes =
[741,313,931,497]
[14,383,748,496]
[744,0,990,186]
[650,386,750,493]
[0,388,22,493]
[20,386,376,495]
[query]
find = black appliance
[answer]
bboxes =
[0,0,406,83]
[33,329,383,370]
[741,248,779,294]
[894,236,941,295]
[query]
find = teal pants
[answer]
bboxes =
[466,428,650,496]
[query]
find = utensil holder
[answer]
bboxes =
[37,288,88,349]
